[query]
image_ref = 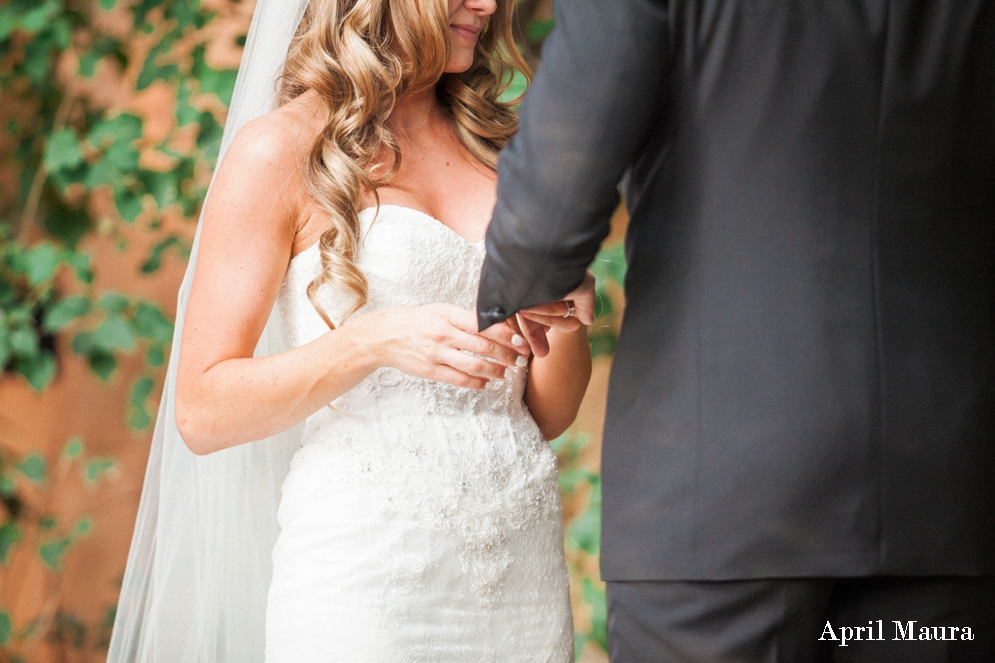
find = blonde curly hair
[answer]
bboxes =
[278,0,530,328]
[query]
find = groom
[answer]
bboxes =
[477,1,995,661]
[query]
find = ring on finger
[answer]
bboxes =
[563,301,576,318]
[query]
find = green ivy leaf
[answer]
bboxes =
[567,508,601,555]
[22,242,61,286]
[15,351,56,390]
[0,522,22,564]
[581,578,608,651]
[132,0,160,27]
[128,406,152,430]
[64,251,93,283]
[83,159,117,189]
[590,244,627,288]
[99,0,116,9]
[191,45,237,105]
[128,376,155,429]
[43,205,91,249]
[103,140,140,172]
[0,328,10,370]
[0,6,18,41]
[49,160,88,194]
[140,236,185,273]
[23,33,56,83]
[165,0,203,29]
[84,458,116,485]
[71,331,93,355]
[548,431,587,460]
[91,313,135,352]
[131,302,173,343]
[63,436,84,459]
[525,18,555,42]
[594,291,614,318]
[114,189,144,223]
[38,515,57,530]
[498,69,529,104]
[50,16,71,49]
[558,467,598,494]
[17,454,46,482]
[4,306,31,326]
[8,326,39,357]
[97,292,130,313]
[140,170,180,210]
[77,36,125,79]
[136,32,179,90]
[195,110,223,158]
[78,52,101,78]
[88,351,116,380]
[75,518,93,535]
[18,1,59,34]
[588,331,617,358]
[39,537,71,570]
[146,344,165,367]
[130,376,154,406]
[176,83,199,126]
[44,128,84,173]
[0,610,10,646]
[88,113,143,147]
[43,296,91,331]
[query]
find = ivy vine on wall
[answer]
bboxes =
[0,0,622,660]
[1,0,241,657]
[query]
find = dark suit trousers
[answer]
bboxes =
[606,577,995,662]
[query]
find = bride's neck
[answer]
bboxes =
[388,86,447,142]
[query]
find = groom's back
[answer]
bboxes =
[600,0,995,580]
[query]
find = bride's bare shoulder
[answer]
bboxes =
[218,91,324,183]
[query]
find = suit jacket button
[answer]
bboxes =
[486,306,505,320]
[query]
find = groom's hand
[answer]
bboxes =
[515,270,597,359]
[513,314,550,359]
[562,270,596,325]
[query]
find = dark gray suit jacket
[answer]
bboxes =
[477,0,995,581]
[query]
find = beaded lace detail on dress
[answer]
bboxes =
[265,205,573,663]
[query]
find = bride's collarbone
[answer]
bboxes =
[288,152,496,257]
[364,180,496,241]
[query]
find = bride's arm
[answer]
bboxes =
[523,322,592,440]
[176,115,525,455]
[516,275,595,440]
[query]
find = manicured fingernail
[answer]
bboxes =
[511,334,525,346]
[516,355,528,367]
[504,368,512,380]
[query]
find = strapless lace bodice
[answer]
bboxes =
[265,205,573,663]
[277,204,525,428]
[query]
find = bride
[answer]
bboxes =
[108,0,593,661]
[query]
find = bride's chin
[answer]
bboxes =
[443,53,474,74]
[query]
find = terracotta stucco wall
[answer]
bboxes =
[0,2,621,660]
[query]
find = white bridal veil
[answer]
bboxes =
[107,1,309,660]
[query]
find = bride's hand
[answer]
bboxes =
[344,303,530,390]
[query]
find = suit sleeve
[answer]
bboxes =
[476,0,671,330]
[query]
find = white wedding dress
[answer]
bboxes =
[264,205,574,662]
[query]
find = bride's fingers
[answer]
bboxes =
[436,305,529,357]
[444,305,488,334]
[440,306,524,354]
[428,363,490,390]
[439,348,509,381]
[450,329,520,367]
[479,319,532,357]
